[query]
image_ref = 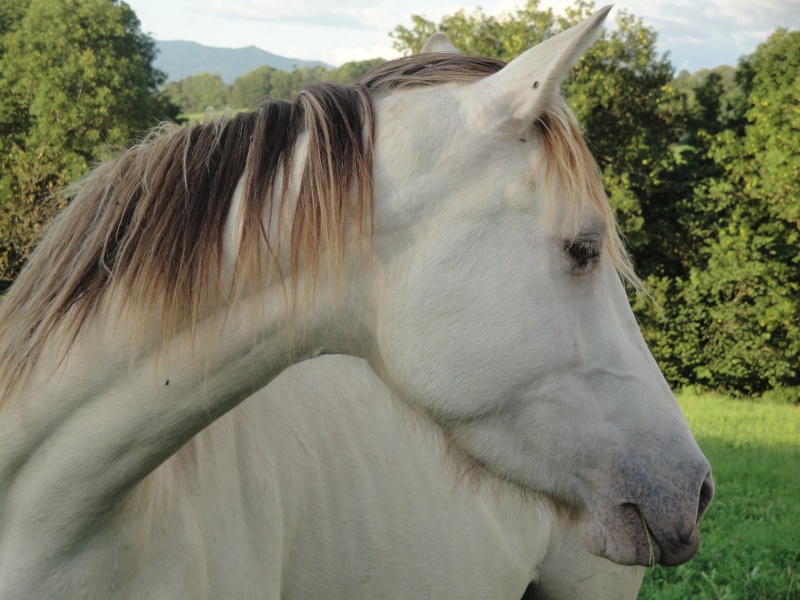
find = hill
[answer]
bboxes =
[154,40,333,83]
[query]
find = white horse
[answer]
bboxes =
[0,7,712,598]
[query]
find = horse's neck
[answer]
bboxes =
[0,279,362,586]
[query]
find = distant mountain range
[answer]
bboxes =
[154,41,334,84]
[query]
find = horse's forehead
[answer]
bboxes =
[374,85,610,242]
[375,86,466,147]
[375,85,532,181]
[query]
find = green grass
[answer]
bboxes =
[178,107,248,125]
[180,112,206,123]
[638,389,800,599]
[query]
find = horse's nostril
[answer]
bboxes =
[697,471,714,524]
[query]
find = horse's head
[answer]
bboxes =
[365,7,712,567]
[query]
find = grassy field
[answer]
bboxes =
[178,109,247,124]
[639,390,800,599]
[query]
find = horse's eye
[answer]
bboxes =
[563,239,601,272]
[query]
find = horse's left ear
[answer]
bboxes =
[468,5,611,125]
[420,33,459,54]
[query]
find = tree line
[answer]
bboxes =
[1,0,797,401]
[164,60,385,114]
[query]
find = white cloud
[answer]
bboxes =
[206,0,376,29]
[709,0,800,27]
[326,42,400,65]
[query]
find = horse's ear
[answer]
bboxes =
[420,33,459,54]
[468,5,611,125]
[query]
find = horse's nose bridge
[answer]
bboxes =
[586,319,680,424]
[578,293,660,380]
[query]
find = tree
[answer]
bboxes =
[329,59,386,84]
[0,1,29,44]
[230,65,278,108]
[164,73,229,114]
[228,60,387,109]
[0,0,178,290]
[392,0,558,60]
[662,29,800,397]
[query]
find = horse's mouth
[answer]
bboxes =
[632,505,662,566]
[630,503,705,567]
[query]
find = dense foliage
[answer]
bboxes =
[0,0,178,288]
[640,29,800,399]
[394,1,799,400]
[0,0,797,399]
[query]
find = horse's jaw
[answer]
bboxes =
[426,324,714,570]
[445,408,713,567]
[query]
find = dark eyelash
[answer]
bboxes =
[564,240,601,270]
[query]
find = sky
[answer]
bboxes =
[124,0,800,73]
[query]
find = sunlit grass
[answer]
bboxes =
[639,389,800,599]
[177,107,248,125]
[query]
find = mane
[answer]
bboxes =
[0,53,636,399]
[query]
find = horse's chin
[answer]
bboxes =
[578,504,701,567]
[578,505,660,566]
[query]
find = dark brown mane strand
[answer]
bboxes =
[291,83,375,294]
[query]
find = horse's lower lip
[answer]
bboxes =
[636,507,701,567]
[657,531,702,566]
